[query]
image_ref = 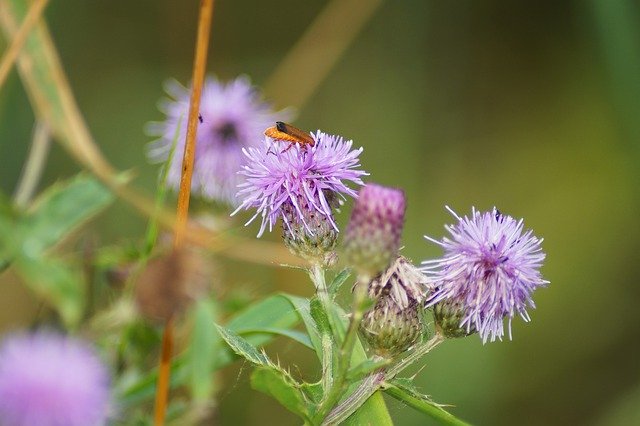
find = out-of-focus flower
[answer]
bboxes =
[232,131,366,239]
[343,184,406,277]
[360,256,430,357]
[146,75,289,205]
[0,332,111,426]
[422,207,549,343]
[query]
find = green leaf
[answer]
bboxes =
[238,327,313,350]
[14,256,84,326]
[328,268,351,295]
[344,390,394,426]
[227,294,301,348]
[19,175,113,256]
[301,380,324,404]
[279,294,322,355]
[347,358,392,381]
[189,299,220,402]
[251,367,310,421]
[215,324,270,366]
[384,380,471,426]
[310,297,332,337]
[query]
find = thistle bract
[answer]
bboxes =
[360,256,430,356]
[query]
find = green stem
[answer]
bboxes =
[313,275,369,423]
[324,333,445,424]
[322,371,385,425]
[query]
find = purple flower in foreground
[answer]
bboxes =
[146,75,289,205]
[232,131,367,237]
[0,332,111,426]
[422,207,548,343]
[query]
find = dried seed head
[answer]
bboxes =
[135,248,211,323]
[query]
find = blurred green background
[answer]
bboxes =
[1,0,640,425]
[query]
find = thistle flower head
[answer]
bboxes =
[360,256,431,357]
[343,184,406,277]
[422,206,549,343]
[232,131,366,237]
[0,332,111,426]
[146,75,289,205]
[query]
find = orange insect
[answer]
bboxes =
[264,122,315,152]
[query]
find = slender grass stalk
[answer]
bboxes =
[263,0,383,109]
[0,0,49,90]
[153,1,215,425]
[13,121,50,208]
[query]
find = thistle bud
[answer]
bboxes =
[360,256,430,357]
[135,248,211,323]
[343,184,406,277]
[433,299,477,338]
[281,198,338,266]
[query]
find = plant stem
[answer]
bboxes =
[0,0,49,89]
[313,275,369,423]
[387,332,445,378]
[324,333,445,424]
[13,121,50,208]
[153,1,214,425]
[153,316,175,426]
[173,0,214,249]
[322,371,385,425]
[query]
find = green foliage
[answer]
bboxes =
[384,379,470,426]
[0,174,113,326]
[251,367,311,421]
[189,299,220,402]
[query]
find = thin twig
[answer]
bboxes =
[153,1,215,424]
[0,0,49,90]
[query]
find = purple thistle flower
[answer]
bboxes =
[232,131,367,237]
[146,75,290,205]
[0,332,111,426]
[422,206,549,343]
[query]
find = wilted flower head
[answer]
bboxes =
[422,207,548,343]
[135,247,212,323]
[146,75,289,205]
[343,184,406,277]
[0,332,111,426]
[232,131,366,238]
[360,256,431,357]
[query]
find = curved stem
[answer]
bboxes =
[13,121,50,208]
[0,0,49,90]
